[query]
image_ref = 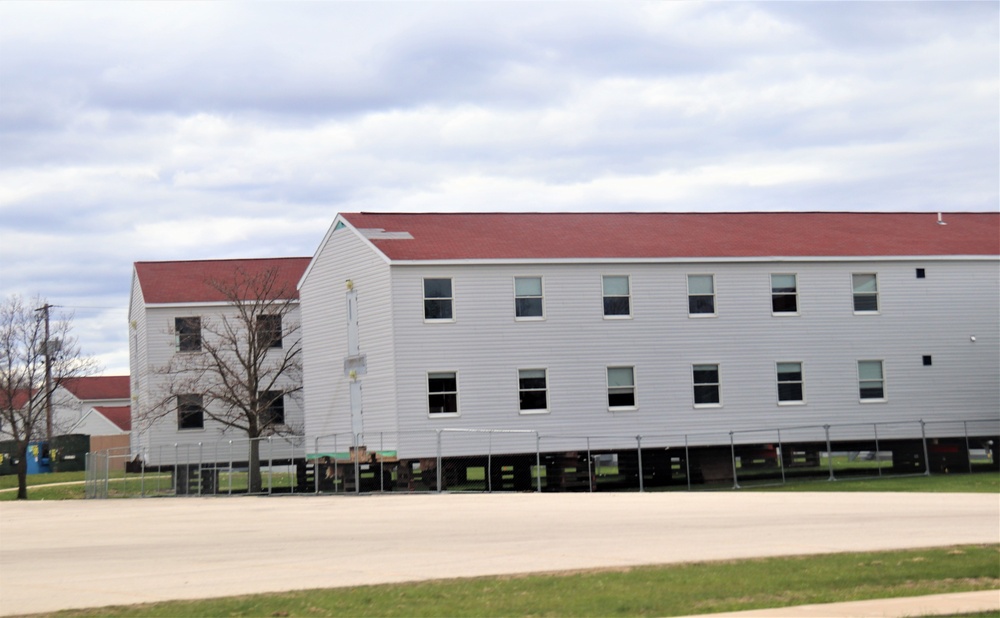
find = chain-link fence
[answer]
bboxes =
[87,417,998,498]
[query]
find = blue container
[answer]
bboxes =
[26,442,51,475]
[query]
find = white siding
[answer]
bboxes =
[133,302,304,466]
[128,271,150,457]
[385,259,999,457]
[300,226,397,454]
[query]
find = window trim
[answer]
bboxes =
[687,274,717,318]
[423,277,456,323]
[606,365,637,411]
[852,273,880,315]
[775,361,806,406]
[857,360,887,403]
[602,275,632,319]
[770,273,799,316]
[517,367,549,415]
[427,370,460,417]
[513,276,545,321]
[692,363,722,408]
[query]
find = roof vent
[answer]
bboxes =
[937,213,947,226]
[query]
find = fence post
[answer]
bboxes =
[354,433,361,494]
[140,451,146,498]
[267,437,274,495]
[197,442,203,496]
[104,451,110,498]
[684,435,691,492]
[536,433,542,493]
[379,432,385,493]
[873,424,882,478]
[436,430,442,494]
[587,436,593,493]
[487,431,493,493]
[173,443,179,496]
[313,436,320,494]
[964,421,973,474]
[636,435,644,493]
[920,420,931,477]
[824,425,835,481]
[729,432,740,490]
[777,429,786,486]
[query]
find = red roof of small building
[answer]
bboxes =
[135,257,311,304]
[92,406,131,431]
[1,389,33,411]
[339,212,1000,261]
[59,376,130,402]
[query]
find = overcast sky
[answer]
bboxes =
[1,1,997,376]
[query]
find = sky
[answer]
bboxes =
[1,2,997,376]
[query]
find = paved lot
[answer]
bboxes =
[1,492,998,615]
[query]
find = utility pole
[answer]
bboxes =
[35,304,54,444]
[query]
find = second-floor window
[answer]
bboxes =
[693,364,721,406]
[175,317,201,352]
[858,360,886,401]
[852,274,879,313]
[602,276,631,318]
[771,274,798,314]
[256,314,282,348]
[776,362,804,403]
[428,372,459,415]
[424,278,454,321]
[688,275,716,316]
[518,369,548,413]
[607,366,636,408]
[514,277,544,319]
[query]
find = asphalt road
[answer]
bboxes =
[1,492,998,615]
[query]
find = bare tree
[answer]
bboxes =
[0,294,98,500]
[140,266,303,493]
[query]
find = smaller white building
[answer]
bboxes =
[129,257,310,466]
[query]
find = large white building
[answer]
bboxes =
[298,212,999,486]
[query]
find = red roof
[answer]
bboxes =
[135,257,311,304]
[1,388,33,411]
[339,212,1000,260]
[92,406,131,431]
[59,376,130,402]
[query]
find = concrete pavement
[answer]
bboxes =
[1,492,998,615]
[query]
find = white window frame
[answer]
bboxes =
[513,276,545,321]
[770,273,799,316]
[692,363,722,408]
[423,277,455,323]
[606,366,637,411]
[852,273,879,314]
[427,371,460,417]
[687,274,717,317]
[775,361,805,405]
[517,368,549,415]
[602,275,632,319]
[857,360,887,403]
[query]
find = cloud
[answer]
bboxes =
[0,1,996,374]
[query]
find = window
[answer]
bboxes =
[518,369,548,413]
[607,367,636,408]
[688,275,715,316]
[177,394,204,430]
[602,276,631,317]
[693,364,721,406]
[258,391,285,426]
[514,277,544,319]
[852,274,879,313]
[256,314,283,348]
[427,372,458,415]
[423,278,454,321]
[858,360,885,401]
[916,268,926,279]
[776,362,804,404]
[771,274,798,314]
[922,355,933,366]
[175,317,201,352]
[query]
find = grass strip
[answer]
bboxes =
[34,544,999,618]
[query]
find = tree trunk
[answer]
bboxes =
[248,437,262,494]
[16,441,28,500]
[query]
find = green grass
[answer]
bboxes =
[750,471,1000,493]
[36,544,1000,617]
[0,470,85,489]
